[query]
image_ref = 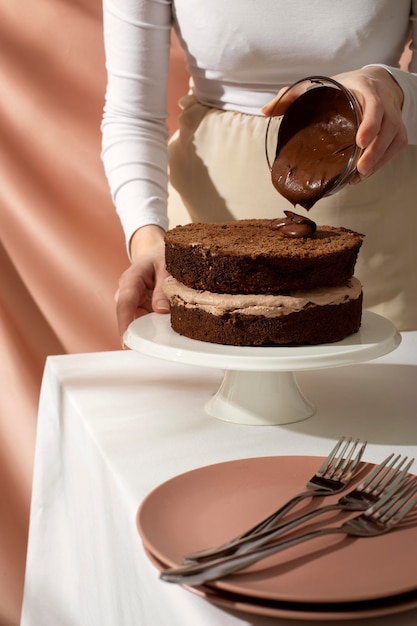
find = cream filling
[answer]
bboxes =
[163,276,362,317]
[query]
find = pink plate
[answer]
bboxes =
[137,456,417,606]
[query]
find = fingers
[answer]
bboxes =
[115,269,149,344]
[152,269,170,314]
[333,67,407,182]
[115,224,169,344]
[355,124,407,181]
[355,90,407,178]
[115,257,170,345]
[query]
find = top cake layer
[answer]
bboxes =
[165,219,364,293]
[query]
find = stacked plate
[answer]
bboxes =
[137,456,417,621]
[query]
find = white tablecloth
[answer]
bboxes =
[21,332,417,626]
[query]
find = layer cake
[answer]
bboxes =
[163,217,364,346]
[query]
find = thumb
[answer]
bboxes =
[262,94,282,116]
[262,86,290,117]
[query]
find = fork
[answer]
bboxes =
[185,454,413,563]
[186,436,366,563]
[161,476,417,586]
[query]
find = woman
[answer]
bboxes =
[101,1,417,339]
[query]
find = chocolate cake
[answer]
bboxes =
[163,216,364,346]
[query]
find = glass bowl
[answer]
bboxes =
[265,76,363,209]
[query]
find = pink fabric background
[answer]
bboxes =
[0,2,188,624]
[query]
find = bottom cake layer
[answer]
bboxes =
[163,277,363,346]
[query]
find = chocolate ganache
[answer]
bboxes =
[271,84,358,210]
[270,210,316,237]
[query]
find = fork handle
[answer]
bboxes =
[186,502,342,563]
[161,526,343,586]
[184,489,316,563]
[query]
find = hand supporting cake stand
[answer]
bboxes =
[123,311,400,426]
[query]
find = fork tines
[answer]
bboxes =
[357,454,414,497]
[366,475,417,527]
[317,436,366,479]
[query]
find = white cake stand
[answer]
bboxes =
[123,311,400,426]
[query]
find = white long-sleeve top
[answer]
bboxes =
[101,0,417,246]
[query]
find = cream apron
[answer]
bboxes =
[168,93,417,331]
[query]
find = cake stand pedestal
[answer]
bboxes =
[123,311,400,426]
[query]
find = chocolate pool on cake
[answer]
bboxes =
[162,213,364,346]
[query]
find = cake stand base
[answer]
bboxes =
[205,370,314,425]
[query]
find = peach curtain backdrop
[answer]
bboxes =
[0,2,189,624]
